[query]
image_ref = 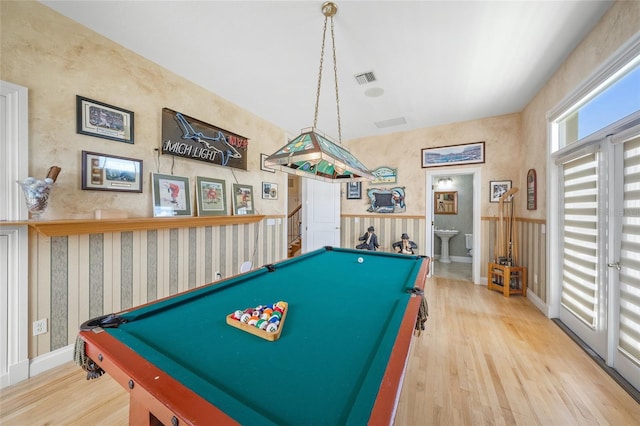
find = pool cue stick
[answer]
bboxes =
[497,198,504,259]
[500,188,519,262]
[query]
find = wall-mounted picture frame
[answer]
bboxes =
[346,182,362,199]
[421,141,485,168]
[260,153,276,173]
[527,169,537,210]
[196,176,227,216]
[262,182,278,200]
[371,166,397,184]
[434,191,458,214]
[490,180,512,203]
[232,183,254,215]
[76,96,134,144]
[151,173,192,217]
[81,150,142,193]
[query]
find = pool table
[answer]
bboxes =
[77,246,429,425]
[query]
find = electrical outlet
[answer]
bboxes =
[215,271,222,280]
[33,318,47,336]
[534,274,539,284]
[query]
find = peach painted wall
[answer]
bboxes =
[1,0,288,220]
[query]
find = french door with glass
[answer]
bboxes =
[557,122,640,392]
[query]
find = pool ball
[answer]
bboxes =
[358,257,364,263]
[266,323,279,332]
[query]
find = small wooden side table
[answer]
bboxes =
[488,263,527,297]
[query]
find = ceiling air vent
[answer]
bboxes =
[374,117,407,129]
[354,71,376,85]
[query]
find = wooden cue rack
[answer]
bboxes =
[489,187,527,297]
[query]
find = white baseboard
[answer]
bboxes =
[526,290,549,316]
[0,359,29,388]
[450,255,472,263]
[29,344,74,378]
[433,255,472,263]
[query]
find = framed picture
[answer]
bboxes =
[232,183,254,215]
[260,153,276,173]
[346,182,362,199]
[490,180,512,203]
[81,151,142,193]
[76,96,134,144]
[421,141,485,168]
[527,169,537,210]
[196,176,227,216]
[262,182,278,200]
[434,191,458,214]
[371,166,397,184]
[151,173,192,217]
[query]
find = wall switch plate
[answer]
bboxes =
[33,318,47,336]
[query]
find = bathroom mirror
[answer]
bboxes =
[434,191,457,215]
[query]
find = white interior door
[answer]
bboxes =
[301,179,341,252]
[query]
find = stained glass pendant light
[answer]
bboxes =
[264,2,374,183]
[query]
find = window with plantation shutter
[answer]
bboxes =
[619,136,640,365]
[561,153,599,328]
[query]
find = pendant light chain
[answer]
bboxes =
[313,16,329,130]
[330,16,342,145]
[312,12,342,145]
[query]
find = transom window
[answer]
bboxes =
[552,52,640,152]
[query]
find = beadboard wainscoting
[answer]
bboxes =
[28,218,286,360]
[341,215,426,255]
[481,217,547,308]
[341,215,547,306]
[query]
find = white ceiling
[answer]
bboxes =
[41,0,613,142]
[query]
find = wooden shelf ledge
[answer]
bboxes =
[2,215,265,237]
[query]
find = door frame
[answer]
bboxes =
[425,167,482,284]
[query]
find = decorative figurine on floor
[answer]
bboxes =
[393,233,417,254]
[356,226,379,251]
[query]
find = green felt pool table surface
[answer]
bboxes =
[79,247,429,425]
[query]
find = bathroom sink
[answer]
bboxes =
[434,229,459,263]
[434,229,459,238]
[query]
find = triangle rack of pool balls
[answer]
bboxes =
[226,301,288,341]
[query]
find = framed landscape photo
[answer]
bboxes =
[151,173,192,217]
[196,176,227,216]
[232,183,254,215]
[346,182,362,199]
[76,96,134,144]
[490,180,512,203]
[421,141,485,168]
[81,151,142,193]
[262,182,278,200]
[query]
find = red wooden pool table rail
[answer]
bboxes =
[81,328,238,425]
[370,256,430,425]
[79,255,430,426]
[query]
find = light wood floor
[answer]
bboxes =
[1,275,639,425]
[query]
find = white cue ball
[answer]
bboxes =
[358,257,364,263]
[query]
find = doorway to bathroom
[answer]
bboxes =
[425,167,481,283]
